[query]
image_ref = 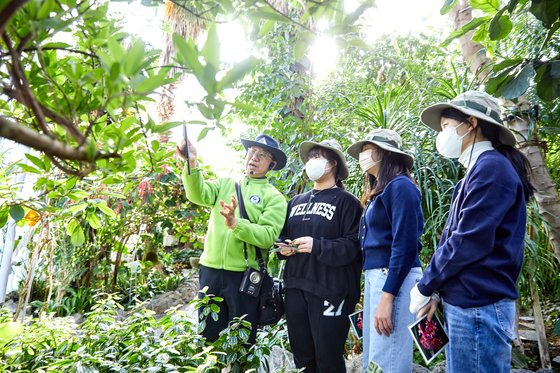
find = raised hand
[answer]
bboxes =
[176,138,197,168]
[219,195,238,229]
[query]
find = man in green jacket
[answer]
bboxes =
[177,134,288,343]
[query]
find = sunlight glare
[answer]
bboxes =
[309,36,338,82]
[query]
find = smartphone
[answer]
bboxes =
[271,242,300,253]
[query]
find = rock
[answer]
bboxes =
[116,308,128,322]
[552,356,560,366]
[144,271,199,316]
[535,369,553,373]
[432,361,446,373]
[412,364,431,373]
[511,369,534,373]
[345,353,362,372]
[2,299,18,314]
[71,313,85,324]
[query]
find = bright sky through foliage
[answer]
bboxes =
[108,0,448,174]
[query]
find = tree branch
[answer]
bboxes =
[261,0,315,33]
[2,86,85,143]
[0,46,99,58]
[2,32,52,135]
[169,0,225,23]
[46,154,95,177]
[0,0,28,36]
[0,116,120,163]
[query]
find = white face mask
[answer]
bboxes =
[305,158,328,181]
[359,149,379,172]
[436,122,470,159]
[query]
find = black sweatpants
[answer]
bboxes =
[198,265,259,344]
[284,288,354,373]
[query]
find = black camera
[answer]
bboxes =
[239,267,263,297]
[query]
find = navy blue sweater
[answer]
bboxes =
[361,176,423,296]
[417,150,527,307]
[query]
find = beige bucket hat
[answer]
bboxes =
[299,139,349,180]
[347,128,414,170]
[420,90,516,146]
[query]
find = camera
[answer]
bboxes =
[239,267,263,297]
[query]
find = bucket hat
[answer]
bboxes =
[241,134,287,170]
[299,139,349,180]
[420,90,516,146]
[347,129,414,170]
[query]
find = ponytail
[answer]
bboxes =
[336,178,345,189]
[478,124,535,201]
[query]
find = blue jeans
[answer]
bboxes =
[363,267,422,373]
[443,299,515,373]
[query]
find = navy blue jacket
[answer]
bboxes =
[417,150,526,307]
[361,176,423,296]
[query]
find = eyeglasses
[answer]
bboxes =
[247,148,272,161]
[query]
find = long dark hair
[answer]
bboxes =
[441,108,535,200]
[306,146,345,189]
[360,146,412,205]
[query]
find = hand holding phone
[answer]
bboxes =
[272,240,299,254]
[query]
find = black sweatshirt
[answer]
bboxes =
[279,187,363,305]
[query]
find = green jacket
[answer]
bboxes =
[182,167,287,272]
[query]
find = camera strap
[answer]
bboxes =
[235,182,266,273]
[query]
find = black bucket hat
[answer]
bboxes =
[240,134,287,170]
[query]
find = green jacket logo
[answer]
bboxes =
[249,195,261,204]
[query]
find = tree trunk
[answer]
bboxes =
[450,1,492,81]
[508,112,560,261]
[450,0,560,263]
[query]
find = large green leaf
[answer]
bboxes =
[95,201,116,219]
[343,0,374,25]
[153,121,185,133]
[0,205,10,227]
[489,14,513,40]
[9,205,25,222]
[486,67,516,95]
[529,0,560,28]
[500,63,535,99]
[201,24,220,69]
[441,0,458,14]
[536,63,560,101]
[550,60,560,78]
[492,58,524,73]
[172,33,203,77]
[470,0,500,13]
[70,225,85,246]
[441,16,490,46]
[246,8,290,23]
[217,56,261,91]
[86,211,101,229]
[68,203,88,213]
[123,39,146,76]
[135,69,170,93]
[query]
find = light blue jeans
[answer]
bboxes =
[443,299,515,373]
[363,267,422,373]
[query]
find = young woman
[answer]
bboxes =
[410,91,535,373]
[347,129,423,373]
[278,139,362,372]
